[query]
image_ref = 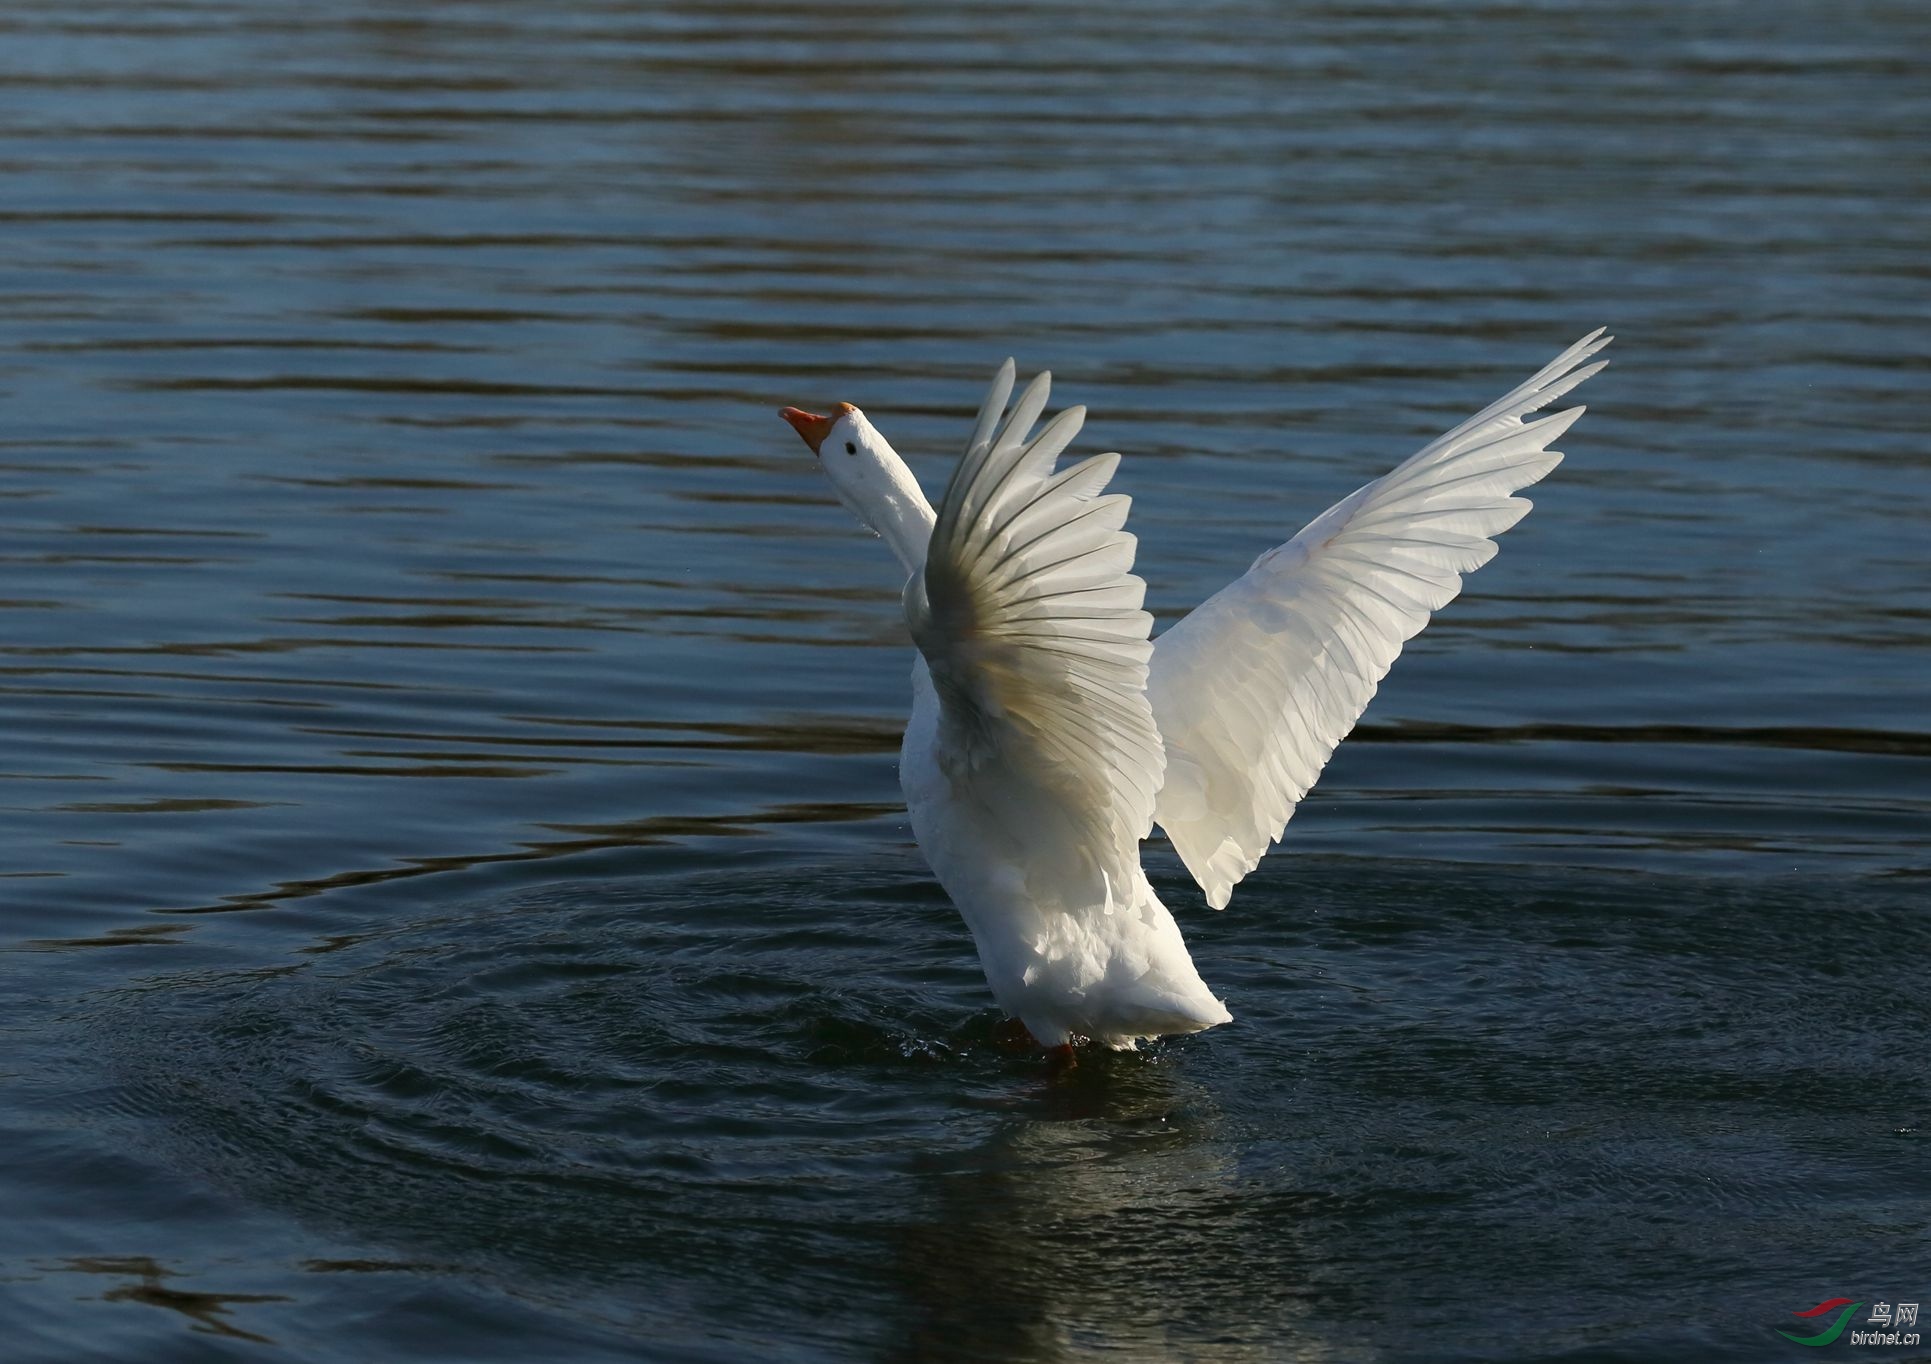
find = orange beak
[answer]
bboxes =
[779,401,856,455]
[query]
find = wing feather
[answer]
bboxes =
[910,363,1165,891]
[1149,330,1611,908]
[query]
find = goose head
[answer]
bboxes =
[780,399,935,573]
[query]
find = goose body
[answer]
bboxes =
[781,331,1609,1049]
[900,657,1231,1048]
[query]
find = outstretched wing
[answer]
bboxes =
[907,360,1165,894]
[1149,329,1612,908]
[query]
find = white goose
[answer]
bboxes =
[780,331,1609,1055]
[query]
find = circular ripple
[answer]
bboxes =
[93,857,1931,1362]
[101,862,1111,1351]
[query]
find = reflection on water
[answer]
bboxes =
[889,1066,1317,1364]
[1,0,1927,1360]
[59,1258,289,1347]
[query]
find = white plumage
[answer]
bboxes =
[780,330,1609,1049]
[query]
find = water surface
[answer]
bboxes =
[2,2,1927,1360]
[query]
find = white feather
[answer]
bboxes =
[1149,329,1612,908]
[909,366,1165,901]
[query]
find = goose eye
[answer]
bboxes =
[844,441,857,455]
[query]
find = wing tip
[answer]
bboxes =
[1569,329,1614,369]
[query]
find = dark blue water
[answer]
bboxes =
[2,3,1927,1360]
